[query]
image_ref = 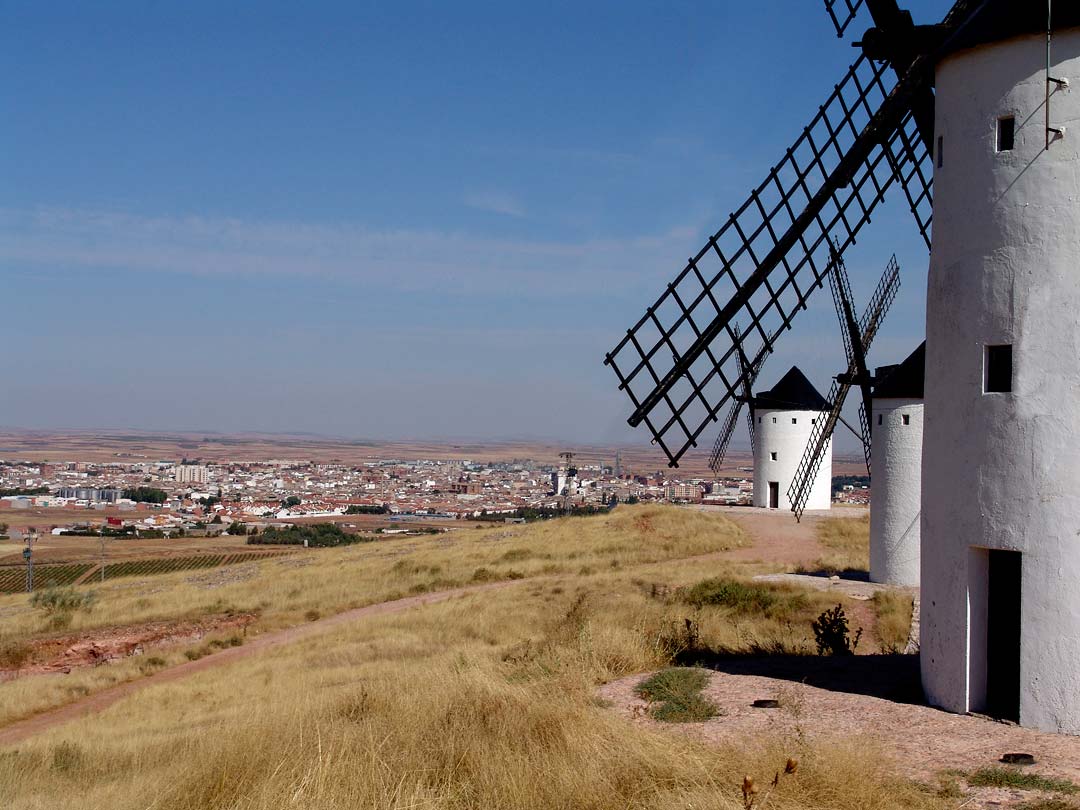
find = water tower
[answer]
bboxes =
[869,343,924,587]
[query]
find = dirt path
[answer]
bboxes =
[695,506,829,569]
[0,581,516,748]
[600,666,1080,809]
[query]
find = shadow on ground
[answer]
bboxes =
[686,653,926,705]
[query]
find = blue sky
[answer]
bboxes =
[0,0,951,450]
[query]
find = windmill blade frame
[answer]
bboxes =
[708,327,773,472]
[604,49,932,468]
[824,0,867,38]
[787,254,900,520]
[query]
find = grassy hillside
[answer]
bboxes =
[0,506,949,810]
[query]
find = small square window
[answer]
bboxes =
[985,344,1013,393]
[811,418,816,425]
[997,116,1015,152]
[770,452,778,461]
[772,417,777,424]
[937,135,944,168]
[878,414,883,426]
[902,414,911,425]
[791,417,797,425]
[758,416,762,424]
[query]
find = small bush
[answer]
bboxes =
[471,567,496,583]
[30,586,97,615]
[812,604,862,656]
[304,609,321,622]
[682,578,777,613]
[208,635,243,649]
[634,667,719,723]
[1017,799,1078,810]
[138,655,167,675]
[50,741,83,772]
[967,767,1077,794]
[0,639,32,669]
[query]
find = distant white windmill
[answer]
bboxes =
[869,343,924,588]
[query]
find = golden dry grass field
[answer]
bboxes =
[0,505,957,810]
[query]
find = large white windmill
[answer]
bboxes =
[921,5,1080,733]
[605,1,1080,733]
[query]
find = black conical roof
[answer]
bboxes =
[751,366,830,411]
[941,1,1080,59]
[873,342,925,400]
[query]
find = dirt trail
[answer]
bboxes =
[0,581,516,748]
[696,506,828,569]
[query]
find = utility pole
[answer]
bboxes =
[23,530,36,593]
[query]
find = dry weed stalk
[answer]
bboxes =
[742,758,798,809]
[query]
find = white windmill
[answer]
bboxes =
[921,5,1080,732]
[604,0,1080,733]
[869,343,924,587]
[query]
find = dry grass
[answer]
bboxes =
[0,506,744,725]
[0,571,952,810]
[808,515,870,574]
[872,590,915,653]
[0,505,954,809]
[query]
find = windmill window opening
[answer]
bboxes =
[902,414,910,425]
[997,117,1015,152]
[772,417,777,424]
[936,135,944,167]
[985,344,1013,393]
[791,418,797,424]
[770,452,778,461]
[878,414,883,426]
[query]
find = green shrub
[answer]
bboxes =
[30,586,97,615]
[967,767,1077,794]
[634,667,720,723]
[248,523,373,547]
[811,604,862,656]
[681,577,778,614]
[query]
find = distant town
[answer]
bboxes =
[0,453,870,538]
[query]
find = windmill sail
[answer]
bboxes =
[708,325,773,472]
[824,0,867,38]
[787,254,900,520]
[604,51,931,468]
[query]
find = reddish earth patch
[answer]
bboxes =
[1,613,257,679]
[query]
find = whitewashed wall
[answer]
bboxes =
[922,28,1080,734]
[870,398,923,586]
[752,408,832,511]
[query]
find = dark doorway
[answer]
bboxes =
[768,481,779,509]
[986,549,1022,722]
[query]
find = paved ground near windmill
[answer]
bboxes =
[599,664,1080,809]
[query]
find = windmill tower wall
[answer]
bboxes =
[922,27,1080,733]
[869,397,922,586]
[752,410,832,511]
